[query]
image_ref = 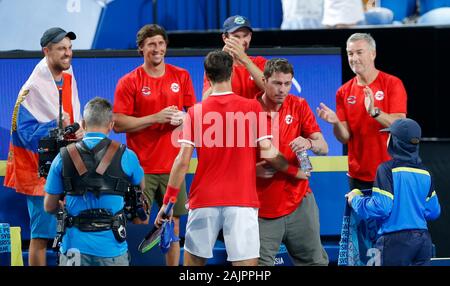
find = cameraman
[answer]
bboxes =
[44,97,145,266]
[4,27,84,266]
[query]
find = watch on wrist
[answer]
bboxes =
[371,107,381,118]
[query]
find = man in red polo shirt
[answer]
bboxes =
[112,24,196,266]
[202,15,267,100]
[156,51,307,266]
[256,58,329,266]
[317,33,407,191]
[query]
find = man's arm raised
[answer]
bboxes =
[317,102,351,144]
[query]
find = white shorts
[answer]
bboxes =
[184,206,260,262]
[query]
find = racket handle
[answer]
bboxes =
[163,196,177,217]
[343,198,351,216]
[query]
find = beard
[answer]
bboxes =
[53,58,71,72]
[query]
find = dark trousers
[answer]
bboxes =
[348,177,374,191]
[376,229,432,266]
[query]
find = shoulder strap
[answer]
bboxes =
[91,137,111,154]
[77,137,110,154]
[67,144,88,176]
[96,140,121,175]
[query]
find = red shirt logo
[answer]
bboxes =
[285,114,293,124]
[347,95,357,105]
[171,83,180,93]
[141,86,151,96]
[375,90,385,101]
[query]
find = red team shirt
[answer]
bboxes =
[113,64,196,173]
[202,56,267,99]
[180,92,271,209]
[256,94,321,218]
[336,71,407,182]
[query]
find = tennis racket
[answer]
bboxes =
[137,197,176,253]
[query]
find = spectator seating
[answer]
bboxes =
[380,0,416,22]
[419,0,450,15]
[418,7,450,25]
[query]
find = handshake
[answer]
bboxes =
[157,105,186,126]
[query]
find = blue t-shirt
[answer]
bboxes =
[45,132,144,257]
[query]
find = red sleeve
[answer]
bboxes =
[202,73,211,96]
[179,106,196,146]
[254,100,272,140]
[335,87,347,122]
[299,99,321,138]
[113,75,135,115]
[387,77,407,114]
[182,71,196,108]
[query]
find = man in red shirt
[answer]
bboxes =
[317,33,407,191]
[156,51,307,266]
[256,58,329,266]
[202,15,267,100]
[112,24,196,266]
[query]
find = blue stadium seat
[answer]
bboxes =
[419,0,450,15]
[365,7,394,25]
[418,7,450,25]
[380,0,416,22]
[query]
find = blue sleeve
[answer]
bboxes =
[351,164,394,220]
[425,178,441,220]
[121,148,144,185]
[44,154,64,195]
[351,192,393,220]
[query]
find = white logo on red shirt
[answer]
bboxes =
[141,86,151,96]
[347,95,357,105]
[171,83,180,93]
[249,75,254,81]
[375,91,385,101]
[285,115,293,124]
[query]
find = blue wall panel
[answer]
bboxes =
[0,49,342,241]
[93,0,153,49]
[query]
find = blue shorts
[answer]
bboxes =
[26,196,56,239]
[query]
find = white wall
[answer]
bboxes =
[0,0,105,51]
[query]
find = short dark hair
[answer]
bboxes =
[83,97,112,128]
[136,24,169,55]
[263,58,294,79]
[204,50,233,84]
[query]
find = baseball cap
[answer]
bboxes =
[381,118,421,144]
[223,15,252,33]
[40,27,76,47]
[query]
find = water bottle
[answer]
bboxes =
[296,150,313,175]
[0,223,11,266]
